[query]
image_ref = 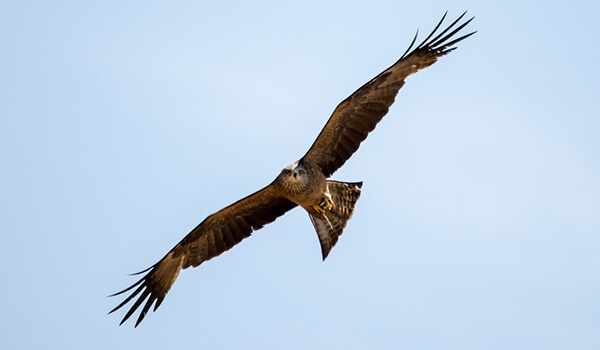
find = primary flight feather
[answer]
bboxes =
[110,12,475,327]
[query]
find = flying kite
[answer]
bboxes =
[110,12,475,327]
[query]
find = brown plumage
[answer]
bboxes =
[110,186,297,325]
[110,12,475,327]
[304,13,475,176]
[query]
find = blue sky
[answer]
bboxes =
[1,1,599,349]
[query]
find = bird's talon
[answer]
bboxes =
[314,193,333,213]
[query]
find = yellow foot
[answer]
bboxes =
[312,193,333,213]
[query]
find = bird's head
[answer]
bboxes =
[279,160,308,186]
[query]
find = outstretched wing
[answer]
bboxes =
[109,184,297,327]
[302,12,475,177]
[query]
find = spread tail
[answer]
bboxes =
[309,181,362,260]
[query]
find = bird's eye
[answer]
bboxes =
[299,169,305,175]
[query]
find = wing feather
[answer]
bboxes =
[302,13,475,177]
[109,184,297,327]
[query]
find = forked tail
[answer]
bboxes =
[309,181,362,260]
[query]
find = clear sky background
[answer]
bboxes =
[1,1,599,349]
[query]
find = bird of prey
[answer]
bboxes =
[110,12,475,327]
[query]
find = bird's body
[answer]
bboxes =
[110,12,475,327]
[275,158,364,257]
[275,159,328,212]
